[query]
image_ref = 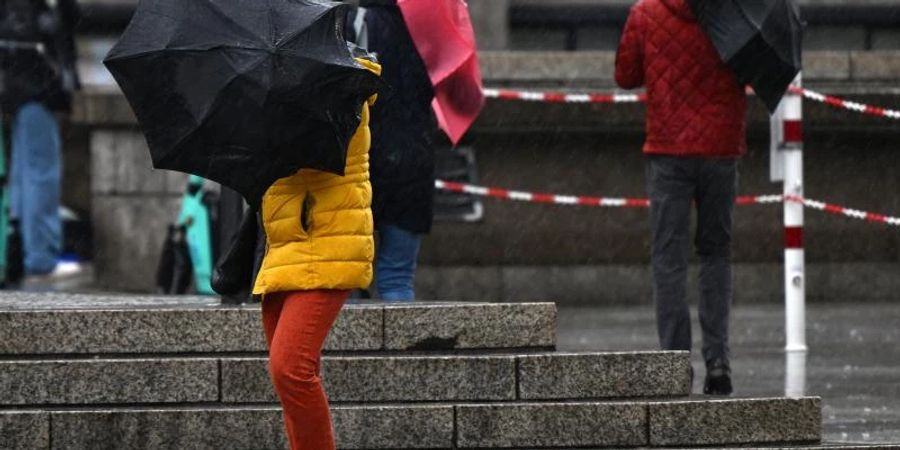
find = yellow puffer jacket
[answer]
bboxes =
[253,59,381,295]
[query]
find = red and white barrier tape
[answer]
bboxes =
[484,87,900,120]
[436,180,900,226]
[483,88,646,104]
[788,87,900,120]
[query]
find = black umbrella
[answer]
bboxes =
[104,0,383,204]
[688,0,803,113]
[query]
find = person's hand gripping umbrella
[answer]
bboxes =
[104,0,383,205]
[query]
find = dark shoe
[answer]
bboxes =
[703,359,733,396]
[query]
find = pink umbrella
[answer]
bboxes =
[397,0,485,145]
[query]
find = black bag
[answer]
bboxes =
[211,207,259,300]
[156,224,193,295]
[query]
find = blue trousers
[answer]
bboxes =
[375,224,420,302]
[9,102,62,275]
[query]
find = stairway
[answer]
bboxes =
[0,292,845,449]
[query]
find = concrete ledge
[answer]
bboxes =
[517,351,690,400]
[0,297,556,355]
[221,352,688,403]
[383,302,556,350]
[51,408,288,450]
[332,405,454,449]
[0,399,824,449]
[221,356,518,403]
[456,401,647,448]
[649,397,823,446]
[416,263,900,305]
[71,51,900,126]
[50,406,453,450]
[0,359,219,405]
[0,412,48,450]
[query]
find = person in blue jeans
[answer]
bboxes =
[0,0,80,280]
[9,102,63,275]
[350,1,437,302]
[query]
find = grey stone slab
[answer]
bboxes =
[90,130,181,195]
[575,26,622,51]
[872,30,900,51]
[805,26,867,51]
[383,302,556,350]
[51,408,287,450]
[92,195,182,292]
[221,355,517,403]
[48,406,452,450]
[804,51,852,81]
[852,51,900,80]
[479,51,616,85]
[0,412,48,450]
[333,405,454,449]
[455,401,647,448]
[649,397,822,446]
[517,351,691,400]
[0,359,218,405]
[414,266,503,303]
[0,298,381,354]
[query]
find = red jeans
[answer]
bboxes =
[262,290,349,450]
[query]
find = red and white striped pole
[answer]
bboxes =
[780,74,807,397]
[781,73,806,354]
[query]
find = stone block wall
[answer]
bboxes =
[90,131,187,292]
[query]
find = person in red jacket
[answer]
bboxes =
[616,0,746,396]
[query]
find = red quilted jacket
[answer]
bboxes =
[615,0,747,158]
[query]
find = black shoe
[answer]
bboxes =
[703,359,733,396]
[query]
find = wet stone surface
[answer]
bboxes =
[557,303,900,444]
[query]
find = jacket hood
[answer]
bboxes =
[660,0,696,21]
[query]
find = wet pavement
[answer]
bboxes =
[557,303,900,444]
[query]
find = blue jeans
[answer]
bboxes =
[9,102,62,275]
[375,224,420,302]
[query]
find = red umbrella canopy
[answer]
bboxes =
[397,0,485,145]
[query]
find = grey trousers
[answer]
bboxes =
[647,155,737,366]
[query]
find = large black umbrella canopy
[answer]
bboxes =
[104,0,383,204]
[688,0,803,113]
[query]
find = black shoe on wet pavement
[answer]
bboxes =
[704,359,733,396]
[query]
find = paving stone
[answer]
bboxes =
[50,408,286,450]
[517,351,691,400]
[649,397,822,446]
[221,356,517,403]
[455,401,647,448]
[0,412,48,450]
[383,302,556,350]
[852,51,900,80]
[0,300,381,354]
[0,359,218,405]
[803,51,852,81]
[48,406,452,450]
[479,51,616,85]
[333,405,454,449]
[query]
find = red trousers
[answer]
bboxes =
[262,290,349,450]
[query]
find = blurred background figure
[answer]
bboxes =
[0,0,80,283]
[349,0,483,302]
[349,0,438,302]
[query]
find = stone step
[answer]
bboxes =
[0,352,690,406]
[0,398,821,449]
[0,294,556,354]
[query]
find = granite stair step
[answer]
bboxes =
[0,351,690,406]
[0,296,556,355]
[0,398,821,449]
